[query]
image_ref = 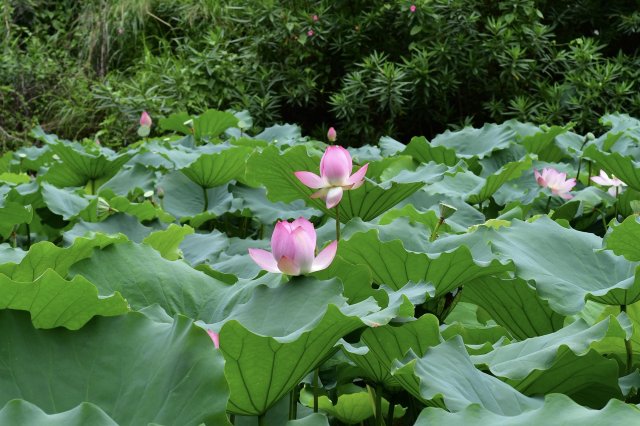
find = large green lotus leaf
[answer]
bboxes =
[159,111,192,134]
[430,122,516,159]
[193,109,239,139]
[0,172,30,185]
[246,145,431,223]
[391,336,542,414]
[336,229,512,295]
[158,171,233,219]
[0,400,117,426]
[143,224,194,261]
[403,136,459,166]
[441,321,512,356]
[414,393,640,425]
[467,156,533,204]
[471,315,626,380]
[312,256,377,304]
[40,183,90,220]
[286,413,330,426]
[0,269,128,329]
[0,201,33,237]
[0,244,26,265]
[220,277,379,415]
[489,217,639,314]
[342,315,441,389]
[180,146,252,188]
[99,164,156,196]
[106,196,174,223]
[254,123,303,147]
[63,214,159,244]
[507,347,622,408]
[606,215,640,261]
[462,276,565,339]
[0,234,125,281]
[231,185,322,224]
[69,242,233,321]
[584,144,640,191]
[520,125,571,162]
[598,113,640,159]
[0,310,230,426]
[44,141,133,188]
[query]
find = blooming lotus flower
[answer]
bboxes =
[139,111,152,127]
[534,168,576,199]
[207,330,219,349]
[248,217,337,275]
[410,4,417,12]
[295,146,369,208]
[591,170,627,196]
[327,127,337,142]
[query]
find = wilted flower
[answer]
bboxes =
[207,330,220,349]
[410,4,417,12]
[295,146,368,208]
[591,170,627,196]
[327,127,337,142]
[534,168,576,199]
[248,217,337,275]
[139,111,152,127]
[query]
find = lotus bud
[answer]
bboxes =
[327,127,337,142]
[139,111,152,127]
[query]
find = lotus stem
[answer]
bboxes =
[335,205,341,241]
[202,186,209,212]
[386,393,395,426]
[430,217,445,242]
[587,161,592,186]
[375,383,383,426]
[89,179,96,196]
[313,368,319,413]
[229,414,235,425]
[622,305,633,374]
[25,223,30,249]
[289,385,298,420]
[11,226,16,248]
[575,134,590,182]
[615,186,619,220]
[545,196,551,212]
[258,413,266,426]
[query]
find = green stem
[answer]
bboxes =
[258,413,266,426]
[313,368,319,413]
[11,226,16,249]
[587,161,592,186]
[375,384,383,426]
[430,217,445,242]
[89,179,96,196]
[386,393,395,426]
[622,304,633,374]
[545,195,551,212]
[335,205,340,241]
[289,386,298,420]
[229,414,235,425]
[615,186,619,220]
[202,186,209,212]
[25,223,30,249]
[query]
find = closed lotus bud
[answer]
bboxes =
[586,132,595,141]
[327,127,337,142]
[139,111,152,127]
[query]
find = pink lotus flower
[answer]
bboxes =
[295,146,369,208]
[534,168,576,199]
[591,170,627,196]
[248,217,337,275]
[139,111,152,127]
[307,29,314,37]
[327,127,337,142]
[410,4,417,13]
[312,14,319,22]
[207,330,220,349]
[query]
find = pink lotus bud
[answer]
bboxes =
[307,29,314,37]
[534,168,576,199]
[139,111,152,127]
[410,4,417,12]
[327,127,337,142]
[207,330,220,349]
[313,14,319,22]
[295,146,368,208]
[248,217,337,275]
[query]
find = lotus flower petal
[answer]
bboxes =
[325,187,344,209]
[248,248,281,273]
[320,146,352,185]
[348,164,369,188]
[294,171,326,188]
[311,240,338,272]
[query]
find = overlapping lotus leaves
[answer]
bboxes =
[462,276,565,339]
[335,229,512,294]
[342,315,441,389]
[403,136,459,166]
[158,171,234,220]
[392,336,543,414]
[64,214,159,243]
[143,224,194,260]
[44,140,133,189]
[159,109,239,140]
[0,269,128,329]
[584,144,640,191]
[219,276,380,415]
[519,124,572,162]
[68,242,234,321]
[40,182,90,220]
[489,217,640,314]
[246,145,436,223]
[286,413,330,426]
[231,185,322,224]
[0,400,118,426]
[429,122,516,159]
[99,163,157,196]
[0,201,32,237]
[179,146,252,188]
[606,215,640,261]
[0,310,230,426]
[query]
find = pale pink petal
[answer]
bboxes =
[559,192,573,200]
[320,146,352,185]
[311,240,338,272]
[310,188,329,199]
[325,187,344,209]
[290,217,316,248]
[608,186,619,197]
[277,256,301,276]
[248,248,281,273]
[207,330,220,349]
[290,227,316,273]
[271,221,295,260]
[347,163,369,188]
[590,175,609,185]
[562,178,576,191]
[295,171,326,189]
[534,169,543,186]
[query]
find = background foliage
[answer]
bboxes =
[2,0,640,149]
